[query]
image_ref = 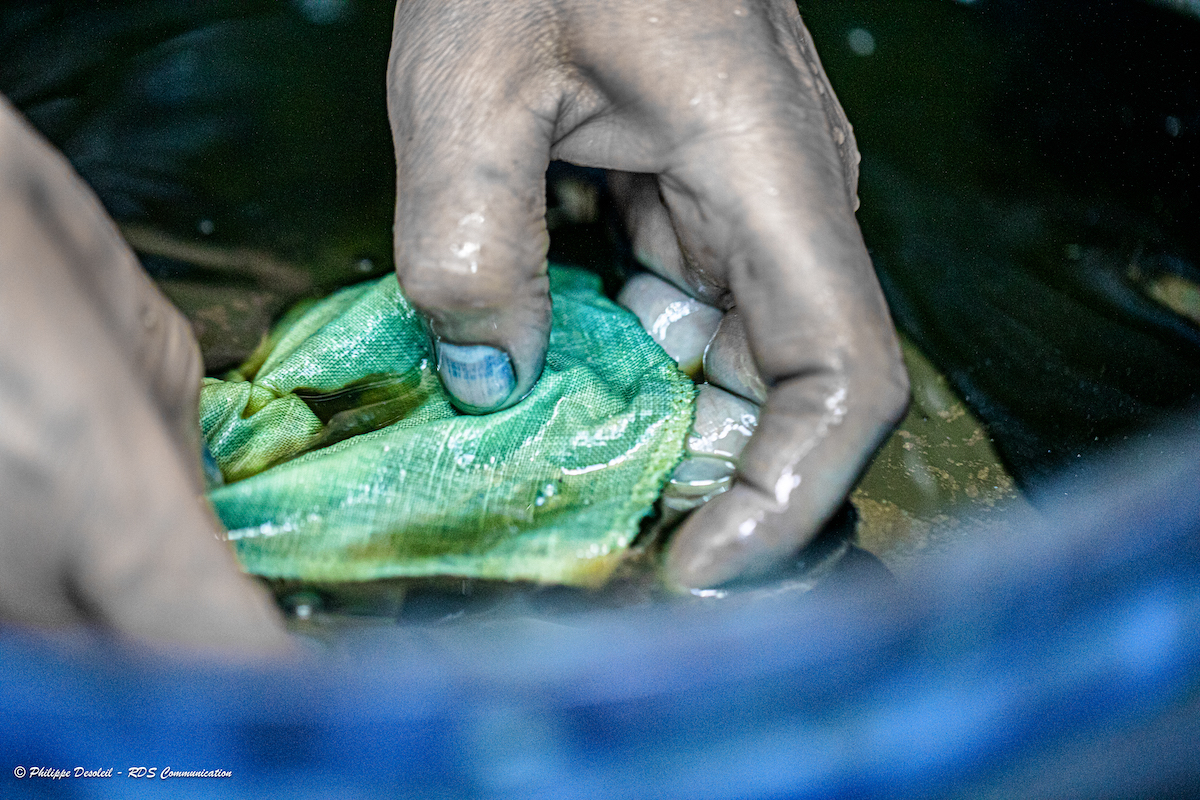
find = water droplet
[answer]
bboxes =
[282,591,323,620]
[452,240,481,258]
[534,482,559,507]
[774,468,802,505]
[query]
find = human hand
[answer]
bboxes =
[386,0,909,587]
[0,96,289,651]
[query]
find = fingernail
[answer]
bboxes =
[617,273,722,378]
[666,455,737,499]
[201,439,225,490]
[687,384,759,461]
[436,342,516,413]
[703,311,768,404]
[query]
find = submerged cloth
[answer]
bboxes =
[200,266,694,586]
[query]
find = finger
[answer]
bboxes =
[387,4,556,413]
[1,98,289,652]
[660,384,760,513]
[687,383,760,462]
[607,178,768,402]
[0,95,205,481]
[664,225,908,588]
[702,310,768,405]
[0,269,290,655]
[666,368,906,588]
[608,171,729,307]
[617,272,723,378]
[767,1,862,210]
[651,40,908,589]
[0,233,290,654]
[664,214,909,589]
[71,391,291,653]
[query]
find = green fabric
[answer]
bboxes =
[201,265,694,586]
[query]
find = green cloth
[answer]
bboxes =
[201,266,694,586]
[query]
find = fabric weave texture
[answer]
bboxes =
[200,265,694,586]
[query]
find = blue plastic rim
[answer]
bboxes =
[3,417,1200,799]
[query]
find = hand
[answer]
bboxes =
[387,0,909,587]
[0,96,289,651]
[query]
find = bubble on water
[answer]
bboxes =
[296,0,349,24]
[847,28,876,57]
[534,482,558,507]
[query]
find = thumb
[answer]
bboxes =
[387,12,555,413]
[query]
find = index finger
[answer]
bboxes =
[654,16,909,587]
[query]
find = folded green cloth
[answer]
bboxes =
[201,266,694,586]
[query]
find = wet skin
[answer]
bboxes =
[0,96,289,652]
[387,0,909,587]
[0,0,906,647]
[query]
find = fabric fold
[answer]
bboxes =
[201,265,694,586]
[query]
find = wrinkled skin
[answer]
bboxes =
[0,0,906,647]
[388,0,909,587]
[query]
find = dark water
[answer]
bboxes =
[803,0,1200,489]
[2,0,1198,489]
[0,1,398,288]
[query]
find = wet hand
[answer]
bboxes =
[0,97,289,651]
[386,0,909,588]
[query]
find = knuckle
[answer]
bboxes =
[397,221,550,314]
[399,261,514,312]
[399,257,550,317]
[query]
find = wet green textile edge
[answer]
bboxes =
[200,265,695,586]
